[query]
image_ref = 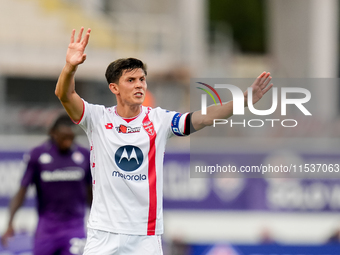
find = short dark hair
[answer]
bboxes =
[50,114,74,132]
[105,58,147,84]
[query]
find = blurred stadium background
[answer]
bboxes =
[1,0,340,254]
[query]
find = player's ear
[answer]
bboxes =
[109,83,119,95]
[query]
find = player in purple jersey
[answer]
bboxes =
[1,115,92,255]
[55,27,272,254]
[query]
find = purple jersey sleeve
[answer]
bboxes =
[20,151,38,187]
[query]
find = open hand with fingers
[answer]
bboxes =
[1,224,14,248]
[244,72,273,106]
[66,27,91,68]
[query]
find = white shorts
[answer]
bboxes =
[83,228,163,255]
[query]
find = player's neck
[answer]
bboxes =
[116,104,141,118]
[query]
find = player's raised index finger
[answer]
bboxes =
[260,72,271,86]
[262,76,272,88]
[257,72,266,79]
[81,28,91,46]
[76,27,84,43]
[70,29,75,43]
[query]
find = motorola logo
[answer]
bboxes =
[115,145,144,172]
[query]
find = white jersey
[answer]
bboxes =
[78,100,188,235]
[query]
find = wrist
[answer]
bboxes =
[7,221,13,228]
[64,62,78,73]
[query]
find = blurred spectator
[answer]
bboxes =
[1,114,92,255]
[142,90,156,108]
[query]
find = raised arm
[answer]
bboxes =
[191,72,273,131]
[55,27,91,123]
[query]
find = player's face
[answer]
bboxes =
[115,68,147,107]
[52,126,75,152]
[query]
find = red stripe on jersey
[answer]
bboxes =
[147,132,157,235]
[142,114,157,235]
[71,100,85,125]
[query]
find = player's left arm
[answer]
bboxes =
[191,72,273,131]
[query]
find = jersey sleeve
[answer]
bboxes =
[156,109,191,138]
[20,151,37,188]
[78,99,106,133]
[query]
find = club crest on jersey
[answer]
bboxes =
[143,120,155,136]
[115,145,144,172]
[116,125,141,134]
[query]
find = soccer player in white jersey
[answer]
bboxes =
[55,27,273,255]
